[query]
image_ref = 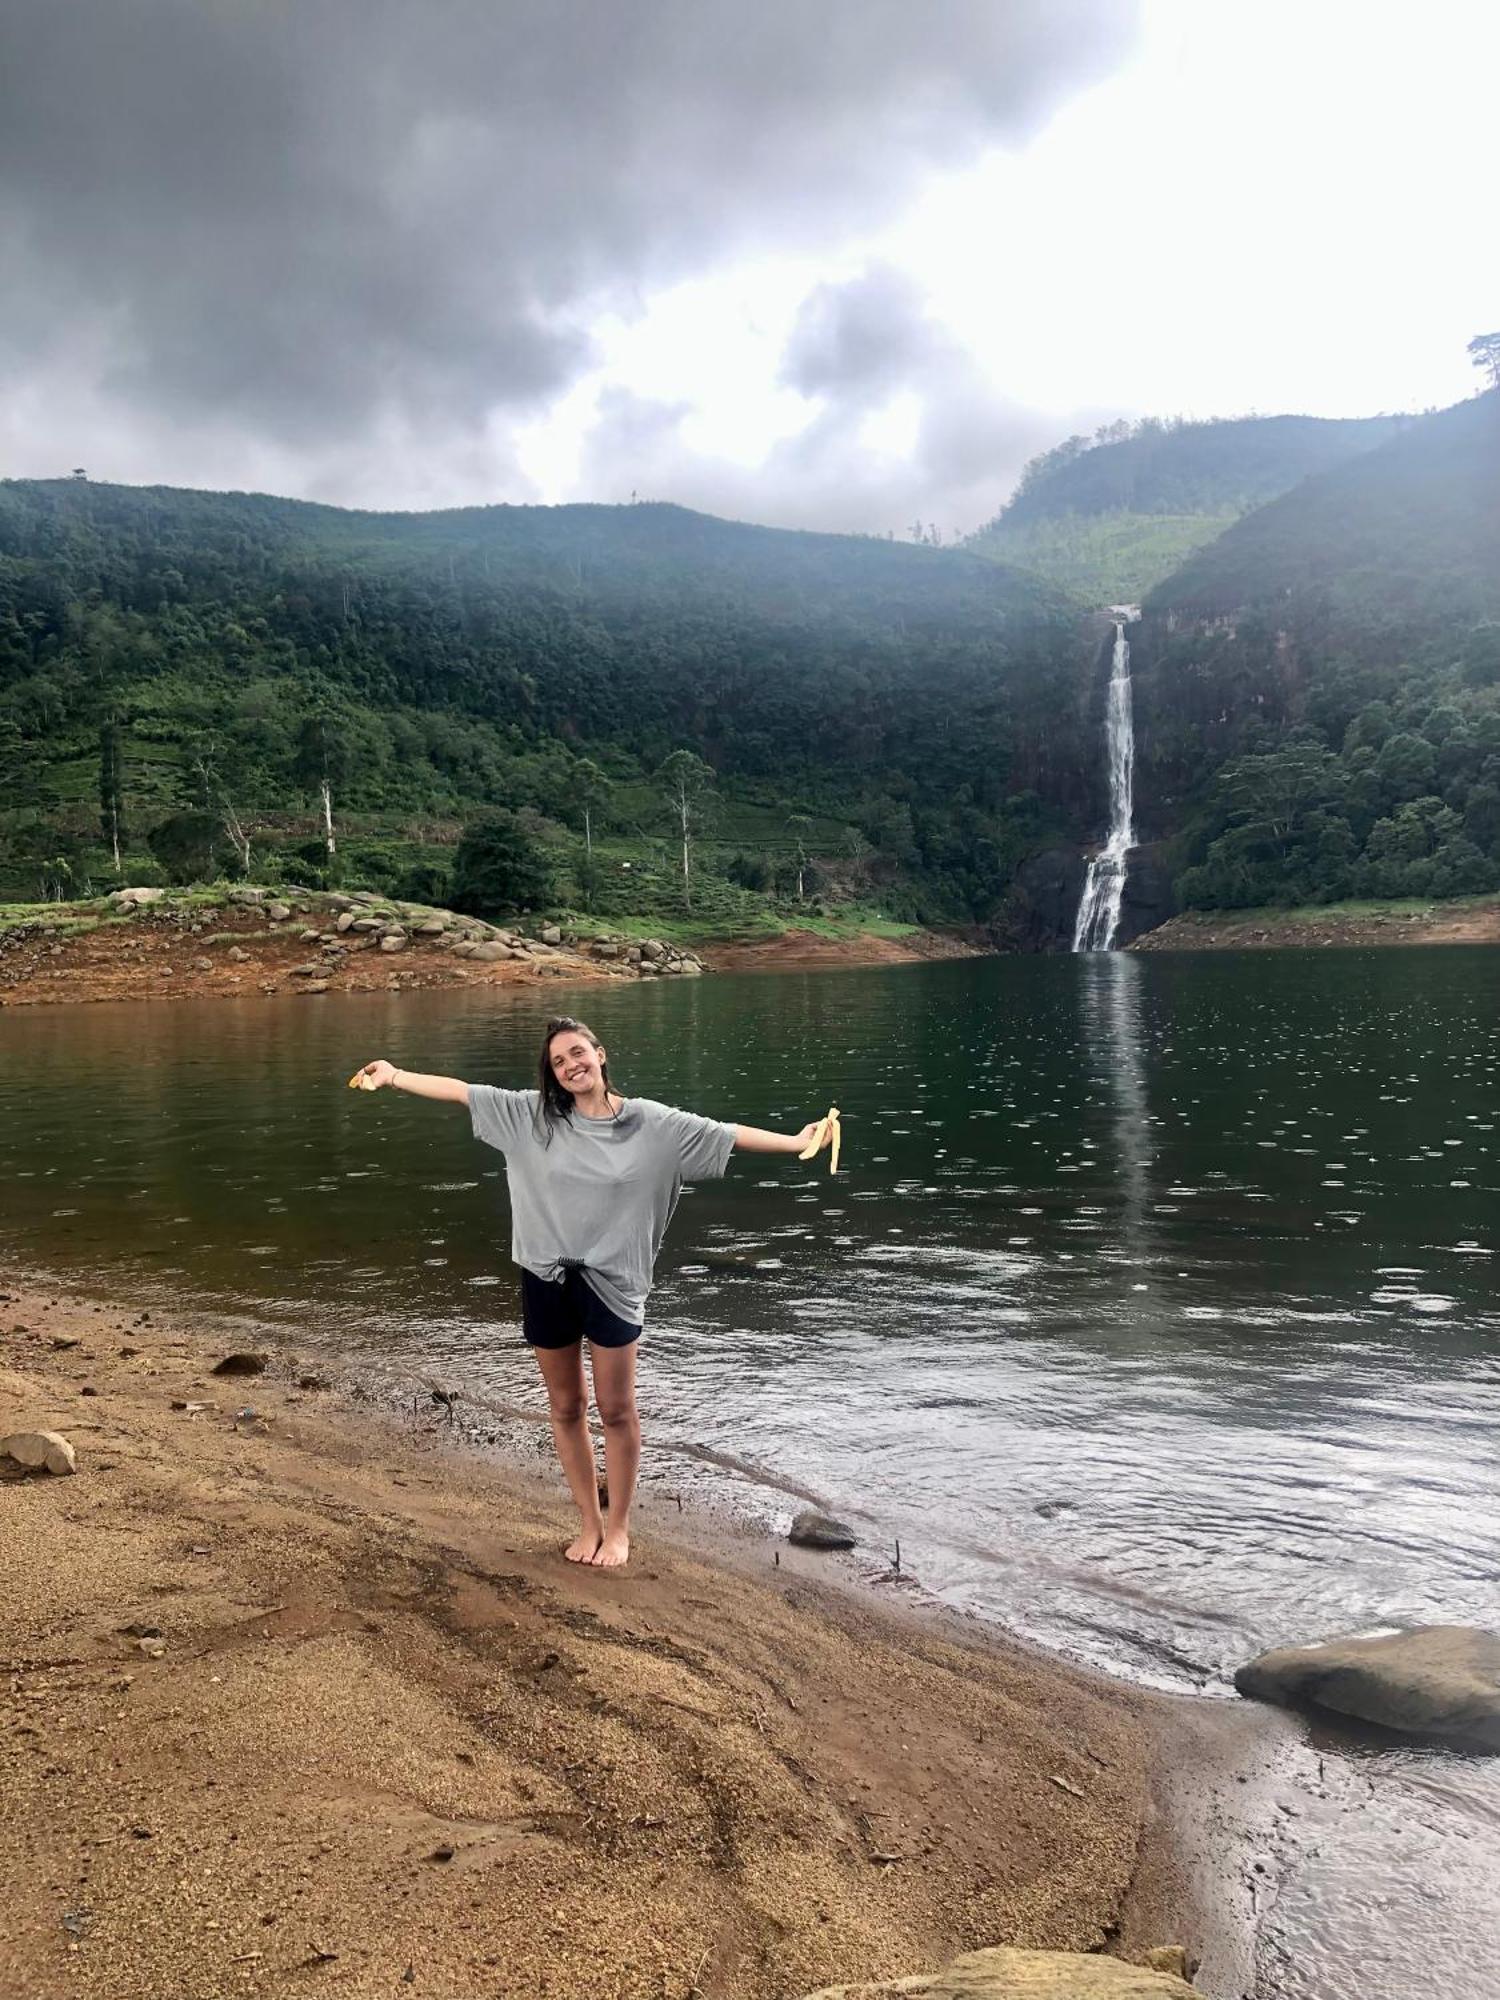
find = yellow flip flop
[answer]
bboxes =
[798,1106,841,1172]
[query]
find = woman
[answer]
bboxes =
[352,1016,831,1570]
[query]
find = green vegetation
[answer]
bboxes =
[1135,393,1500,909]
[0,478,1095,929]
[970,511,1238,608]
[5,390,1494,946]
[969,413,1403,603]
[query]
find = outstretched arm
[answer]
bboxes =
[351,1059,470,1105]
[733,1121,827,1156]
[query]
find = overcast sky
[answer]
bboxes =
[1,0,1492,535]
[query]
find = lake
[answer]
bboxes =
[4,947,1499,1999]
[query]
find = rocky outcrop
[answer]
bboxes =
[799,1945,1202,1998]
[990,848,1085,953]
[990,844,1175,953]
[1235,1625,1500,1749]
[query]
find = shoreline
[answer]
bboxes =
[1132,897,1500,952]
[1,1267,1275,2000]
[0,890,974,1009]
[695,928,981,975]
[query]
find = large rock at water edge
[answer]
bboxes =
[799,1945,1202,1998]
[789,1508,857,1551]
[3,1429,78,1475]
[1235,1625,1500,1749]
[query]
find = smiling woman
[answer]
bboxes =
[350,1015,831,1568]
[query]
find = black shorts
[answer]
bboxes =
[520,1266,641,1350]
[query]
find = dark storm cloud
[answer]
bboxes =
[781,267,943,399]
[0,0,1136,498]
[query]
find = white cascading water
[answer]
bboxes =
[1072,614,1137,952]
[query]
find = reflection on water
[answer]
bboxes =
[3,951,1500,1999]
[1078,950,1153,1275]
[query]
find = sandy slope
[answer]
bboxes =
[0,1275,1235,2000]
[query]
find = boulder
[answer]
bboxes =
[799,1947,1202,1998]
[336,910,358,933]
[539,925,562,945]
[1235,1625,1500,1749]
[592,941,622,959]
[414,919,446,937]
[379,934,407,954]
[470,942,510,962]
[640,939,666,961]
[226,887,266,904]
[211,1352,269,1378]
[110,886,166,910]
[226,945,250,963]
[290,962,322,978]
[299,929,321,943]
[348,917,383,934]
[789,1508,857,1552]
[265,902,292,922]
[2,1429,77,1475]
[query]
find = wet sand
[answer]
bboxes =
[0,1271,1262,2000]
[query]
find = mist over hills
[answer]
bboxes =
[967,411,1405,606]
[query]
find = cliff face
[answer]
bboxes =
[988,842,1174,952]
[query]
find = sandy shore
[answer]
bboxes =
[0,1270,1267,2000]
[697,930,980,975]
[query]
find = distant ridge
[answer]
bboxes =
[968,411,1406,602]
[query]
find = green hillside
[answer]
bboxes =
[0,479,1096,923]
[969,412,1405,603]
[1131,391,1500,910]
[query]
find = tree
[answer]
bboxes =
[574,757,612,862]
[98,714,127,874]
[655,749,716,910]
[148,809,229,885]
[294,699,352,868]
[187,738,253,876]
[450,810,554,916]
[1468,332,1500,392]
[785,813,815,900]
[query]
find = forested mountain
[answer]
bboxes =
[1131,391,1500,909]
[968,412,1404,604]
[0,479,1097,920]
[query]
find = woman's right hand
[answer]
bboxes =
[351,1058,397,1090]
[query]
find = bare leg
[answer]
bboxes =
[588,1341,639,1568]
[533,1343,604,1562]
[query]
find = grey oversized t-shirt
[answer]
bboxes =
[468,1088,736,1325]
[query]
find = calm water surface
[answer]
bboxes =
[3,949,1498,2000]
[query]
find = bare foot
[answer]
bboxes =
[565,1524,604,1563]
[590,1526,631,1569]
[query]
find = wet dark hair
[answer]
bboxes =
[535,1016,618,1141]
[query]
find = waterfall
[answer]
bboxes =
[1072,614,1137,953]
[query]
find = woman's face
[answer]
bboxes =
[548,1030,606,1097]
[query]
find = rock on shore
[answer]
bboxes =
[1235,1625,1500,1749]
